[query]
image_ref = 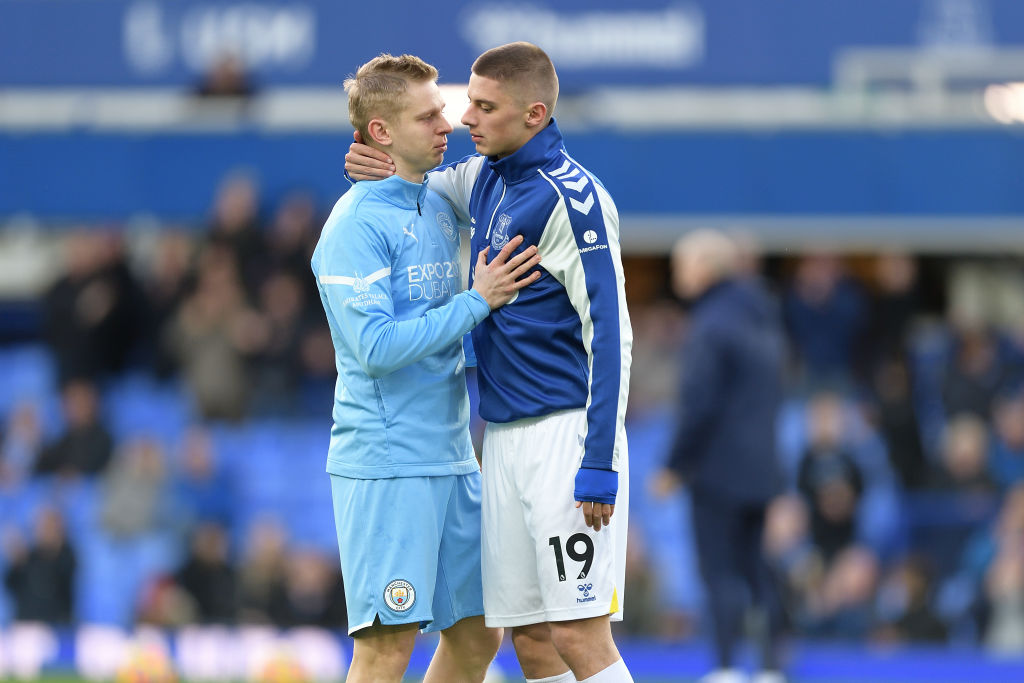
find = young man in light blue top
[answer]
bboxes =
[312,54,541,683]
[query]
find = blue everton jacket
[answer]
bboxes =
[428,120,632,491]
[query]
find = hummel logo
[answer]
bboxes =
[403,226,418,243]
[570,194,594,215]
[563,177,589,193]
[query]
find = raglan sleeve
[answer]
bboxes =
[426,154,487,228]
[315,215,491,378]
[536,170,632,506]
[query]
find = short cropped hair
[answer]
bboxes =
[344,54,438,139]
[471,42,558,119]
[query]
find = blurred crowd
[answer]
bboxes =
[2,171,1024,655]
[0,173,344,631]
[627,248,1024,653]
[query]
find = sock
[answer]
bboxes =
[579,658,633,683]
[526,672,575,683]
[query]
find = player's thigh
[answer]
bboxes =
[330,474,449,634]
[519,411,628,622]
[430,471,486,633]
[480,421,543,624]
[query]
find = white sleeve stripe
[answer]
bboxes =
[319,266,392,286]
[535,172,632,473]
[562,176,589,192]
[549,160,572,177]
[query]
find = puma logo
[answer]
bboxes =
[403,226,418,243]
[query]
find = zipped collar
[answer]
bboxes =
[367,174,429,214]
[488,119,565,184]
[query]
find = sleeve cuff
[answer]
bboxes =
[574,467,618,505]
[465,289,491,323]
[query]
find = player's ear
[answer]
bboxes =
[524,101,547,129]
[367,118,392,146]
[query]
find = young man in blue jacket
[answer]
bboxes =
[313,53,542,683]
[347,43,633,683]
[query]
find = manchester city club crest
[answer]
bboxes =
[384,579,416,612]
[492,213,512,249]
[436,211,457,241]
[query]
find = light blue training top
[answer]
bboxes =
[312,174,490,479]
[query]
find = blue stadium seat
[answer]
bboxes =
[0,344,57,418]
[104,372,195,446]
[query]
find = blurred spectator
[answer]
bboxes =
[942,322,1008,421]
[764,496,819,625]
[143,231,196,379]
[43,231,143,383]
[299,325,341,412]
[205,173,267,298]
[797,393,865,563]
[947,484,1024,650]
[33,379,113,479]
[989,394,1024,490]
[250,271,310,415]
[865,357,928,490]
[864,253,920,374]
[136,574,196,628]
[0,400,43,488]
[238,519,288,625]
[174,521,238,624]
[164,247,260,420]
[874,555,948,644]
[2,507,76,624]
[173,427,233,528]
[928,414,996,494]
[804,546,880,640]
[619,531,662,637]
[100,438,176,539]
[655,230,786,681]
[267,549,345,629]
[626,300,684,418]
[266,190,321,307]
[195,53,257,99]
[983,541,1024,653]
[783,253,868,391]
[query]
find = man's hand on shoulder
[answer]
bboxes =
[574,467,618,532]
[345,130,396,181]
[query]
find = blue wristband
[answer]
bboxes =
[574,467,618,505]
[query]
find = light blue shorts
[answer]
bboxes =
[330,472,485,634]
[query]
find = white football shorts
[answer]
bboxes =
[481,408,628,627]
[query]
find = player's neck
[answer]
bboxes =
[392,159,427,184]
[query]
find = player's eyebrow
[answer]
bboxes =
[413,104,443,119]
[470,97,498,108]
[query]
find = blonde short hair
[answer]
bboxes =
[344,54,438,140]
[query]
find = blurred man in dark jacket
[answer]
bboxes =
[654,229,787,683]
